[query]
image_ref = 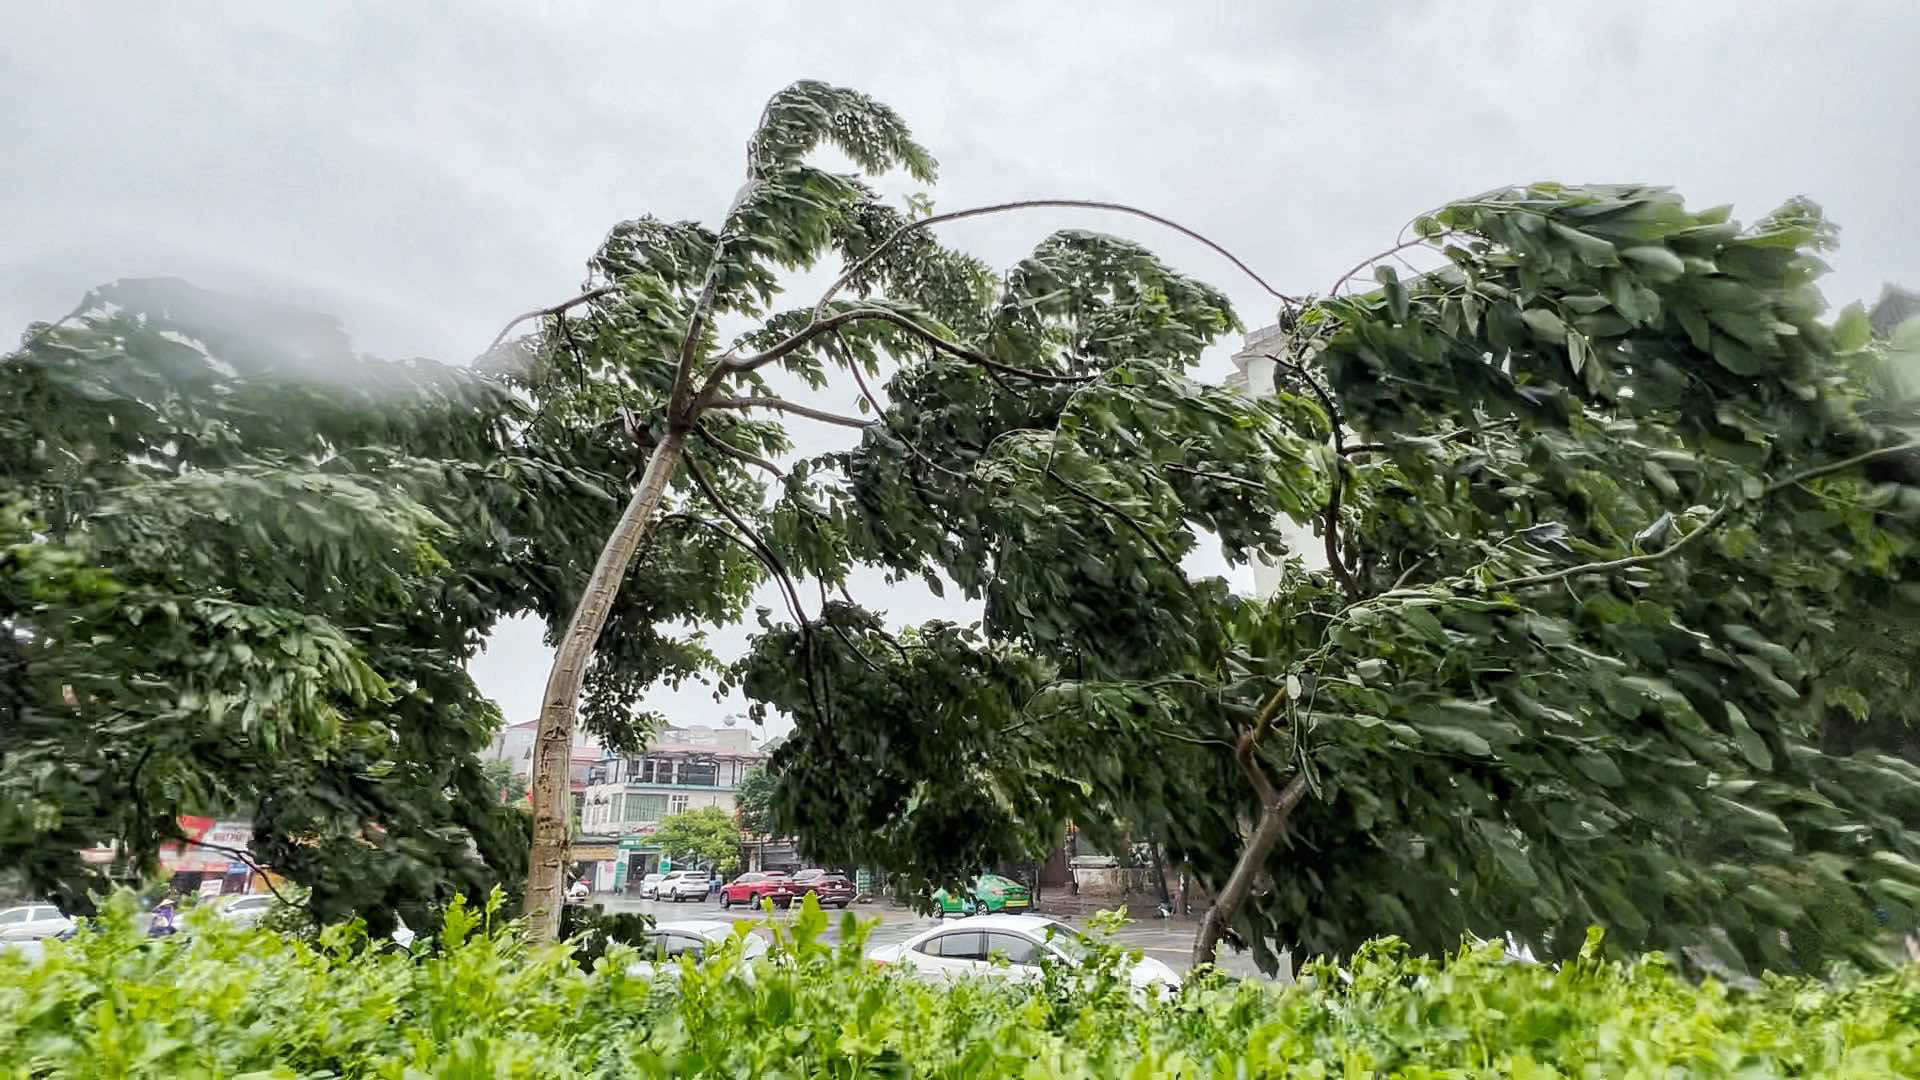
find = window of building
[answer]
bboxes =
[624,793,668,823]
[669,794,690,815]
[677,759,718,787]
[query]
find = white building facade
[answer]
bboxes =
[1228,323,1326,597]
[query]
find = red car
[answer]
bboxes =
[770,869,856,909]
[718,871,791,909]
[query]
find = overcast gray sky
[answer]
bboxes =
[7,2,1917,739]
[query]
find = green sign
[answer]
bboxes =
[659,857,671,872]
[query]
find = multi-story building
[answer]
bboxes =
[577,724,767,890]
[1228,323,1325,598]
[482,718,603,817]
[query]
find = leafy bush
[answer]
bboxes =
[1,893,1915,1077]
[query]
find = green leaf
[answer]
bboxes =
[1520,307,1568,343]
[1376,265,1409,323]
[1619,246,1685,280]
[1832,302,1871,353]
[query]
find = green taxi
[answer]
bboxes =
[930,873,1031,914]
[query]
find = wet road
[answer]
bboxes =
[592,894,1279,978]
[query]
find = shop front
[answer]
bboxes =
[566,839,619,895]
[613,834,662,893]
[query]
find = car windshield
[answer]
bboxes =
[1038,922,1093,964]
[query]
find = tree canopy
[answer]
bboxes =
[652,807,742,874]
[0,278,755,930]
[735,174,1920,971]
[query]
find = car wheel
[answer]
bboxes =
[719,893,732,909]
[835,901,850,909]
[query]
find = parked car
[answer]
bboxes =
[0,937,46,964]
[213,894,279,927]
[0,903,73,942]
[718,871,791,909]
[771,870,855,909]
[656,870,710,902]
[868,914,1179,994]
[627,919,770,981]
[930,873,1031,915]
[636,872,666,899]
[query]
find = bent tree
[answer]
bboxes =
[745,187,1920,973]
[517,83,1920,968]
[509,81,1302,939]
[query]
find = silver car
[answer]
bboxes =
[627,920,769,981]
[214,894,279,927]
[0,903,73,942]
[868,914,1180,995]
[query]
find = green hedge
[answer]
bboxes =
[2,893,1915,1077]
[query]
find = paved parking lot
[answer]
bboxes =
[593,894,1278,978]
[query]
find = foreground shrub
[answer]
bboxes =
[1,893,1915,1077]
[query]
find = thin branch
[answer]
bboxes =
[816,579,883,674]
[482,286,620,356]
[181,839,298,908]
[1266,356,1345,456]
[1267,355,1358,600]
[816,198,1299,323]
[1164,463,1267,490]
[1327,235,1447,298]
[1490,438,1920,591]
[1246,683,1289,751]
[726,306,1095,384]
[709,396,874,430]
[683,458,828,723]
[694,425,784,478]
[1344,417,1521,456]
[1391,556,1431,591]
[1045,466,1181,571]
[843,345,974,483]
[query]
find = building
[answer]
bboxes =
[484,719,605,817]
[577,724,768,890]
[1228,322,1326,597]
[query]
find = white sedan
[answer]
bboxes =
[868,914,1180,994]
[214,894,280,927]
[626,919,769,981]
[0,903,73,942]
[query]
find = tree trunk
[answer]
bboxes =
[524,431,688,942]
[1189,772,1307,969]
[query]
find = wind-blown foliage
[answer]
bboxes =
[0,277,757,929]
[739,175,1920,971]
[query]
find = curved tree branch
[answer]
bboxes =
[683,456,830,721]
[1045,466,1181,572]
[1489,438,1920,591]
[181,839,299,908]
[726,306,1095,385]
[1343,417,1521,456]
[816,198,1300,321]
[1267,355,1358,600]
[482,286,620,357]
[694,425,785,478]
[1326,235,1448,298]
[709,395,874,430]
